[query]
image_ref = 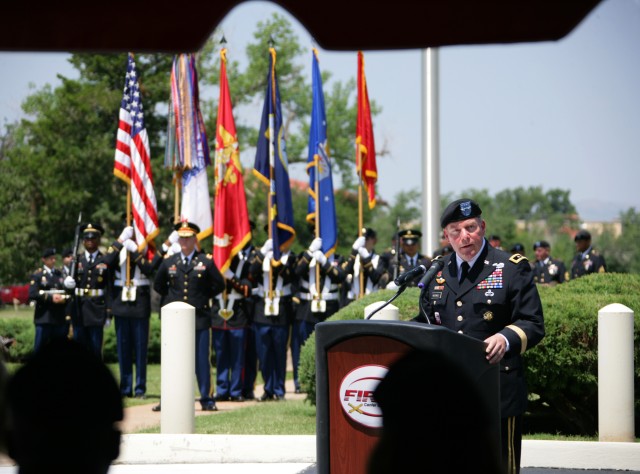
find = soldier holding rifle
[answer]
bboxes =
[28,248,69,352]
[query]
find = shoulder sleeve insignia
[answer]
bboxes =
[509,254,528,264]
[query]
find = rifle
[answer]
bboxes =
[393,217,401,281]
[69,212,82,279]
[39,289,70,300]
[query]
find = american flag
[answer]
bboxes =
[114,53,160,258]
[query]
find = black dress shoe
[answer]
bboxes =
[243,392,255,400]
[294,388,302,394]
[230,395,245,402]
[215,394,230,402]
[259,393,273,402]
[273,394,285,401]
[201,402,218,411]
[152,404,161,412]
[135,393,146,400]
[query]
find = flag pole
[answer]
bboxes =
[126,186,132,287]
[357,151,365,298]
[314,154,321,297]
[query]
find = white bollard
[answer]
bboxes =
[364,301,399,321]
[160,301,195,434]
[598,303,635,442]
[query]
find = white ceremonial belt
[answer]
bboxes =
[300,280,339,291]
[254,286,292,297]
[114,279,150,287]
[298,292,339,301]
[75,288,105,297]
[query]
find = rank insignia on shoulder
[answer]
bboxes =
[509,254,528,264]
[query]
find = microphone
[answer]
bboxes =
[417,256,445,289]
[394,264,427,287]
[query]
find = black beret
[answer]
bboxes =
[174,221,200,237]
[81,223,104,239]
[363,228,377,239]
[62,248,74,258]
[42,248,56,258]
[533,240,550,250]
[440,199,482,228]
[574,230,591,241]
[489,234,501,241]
[510,243,524,253]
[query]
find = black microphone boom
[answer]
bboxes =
[417,256,445,289]
[394,264,427,287]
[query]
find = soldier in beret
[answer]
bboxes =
[153,221,225,411]
[414,198,545,474]
[28,248,69,352]
[532,240,566,286]
[62,223,122,359]
[570,229,606,279]
[386,229,431,289]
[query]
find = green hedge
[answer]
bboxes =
[0,315,162,364]
[298,273,640,436]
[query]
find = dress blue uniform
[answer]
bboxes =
[211,244,255,401]
[28,248,69,352]
[248,247,297,400]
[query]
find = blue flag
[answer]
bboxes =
[306,49,337,256]
[253,48,296,260]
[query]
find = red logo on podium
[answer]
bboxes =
[339,364,387,428]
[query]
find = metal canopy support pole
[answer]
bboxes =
[421,47,440,258]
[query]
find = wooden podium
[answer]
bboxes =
[315,319,500,473]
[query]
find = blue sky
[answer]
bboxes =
[0,0,638,221]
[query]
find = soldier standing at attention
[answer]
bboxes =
[386,229,431,289]
[532,240,566,286]
[415,198,545,474]
[341,229,390,306]
[570,229,606,279]
[28,248,69,352]
[63,223,121,359]
[153,221,225,411]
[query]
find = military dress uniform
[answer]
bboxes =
[211,244,255,402]
[292,247,346,392]
[341,246,390,306]
[69,235,119,359]
[417,240,544,474]
[28,251,69,352]
[111,243,163,398]
[248,246,297,400]
[532,257,566,285]
[153,244,225,410]
[570,247,606,279]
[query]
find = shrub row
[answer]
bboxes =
[298,273,640,436]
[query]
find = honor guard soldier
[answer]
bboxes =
[63,223,120,359]
[292,236,346,392]
[532,240,566,286]
[389,229,430,288]
[248,236,298,401]
[570,229,606,279]
[111,225,168,399]
[341,228,390,306]
[153,221,225,411]
[212,238,256,403]
[28,248,69,352]
[415,198,545,474]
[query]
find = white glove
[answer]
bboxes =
[168,242,181,256]
[352,236,366,250]
[123,239,138,253]
[162,243,170,253]
[260,239,273,256]
[313,250,327,266]
[64,276,76,290]
[308,237,322,253]
[386,281,399,291]
[358,247,371,259]
[119,226,134,242]
[105,318,112,328]
[168,230,180,244]
[223,269,234,279]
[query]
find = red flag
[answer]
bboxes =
[213,48,251,273]
[114,53,160,259]
[356,51,377,209]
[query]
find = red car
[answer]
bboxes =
[0,284,30,306]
